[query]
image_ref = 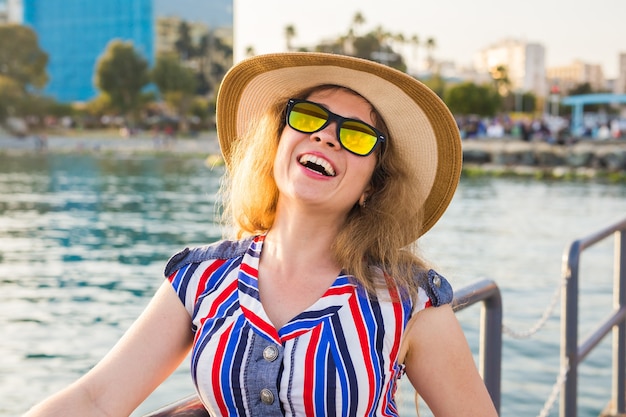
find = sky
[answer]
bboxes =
[234,0,625,79]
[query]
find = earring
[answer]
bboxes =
[359,194,367,208]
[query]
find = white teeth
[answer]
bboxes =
[299,154,336,176]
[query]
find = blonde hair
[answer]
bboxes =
[221,85,429,297]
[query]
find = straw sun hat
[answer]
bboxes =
[216,52,462,238]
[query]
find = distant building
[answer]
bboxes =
[0,0,7,23]
[547,60,606,93]
[8,0,154,103]
[616,52,626,95]
[154,0,232,29]
[473,39,547,98]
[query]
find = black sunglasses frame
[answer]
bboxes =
[286,99,386,157]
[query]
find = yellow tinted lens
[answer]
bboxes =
[289,102,328,132]
[340,121,378,155]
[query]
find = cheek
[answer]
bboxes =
[357,154,378,176]
[273,129,297,176]
[276,128,298,153]
[349,155,378,190]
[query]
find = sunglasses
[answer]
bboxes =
[286,99,386,156]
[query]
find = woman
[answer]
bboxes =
[25,53,497,416]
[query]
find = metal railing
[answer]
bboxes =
[560,217,626,417]
[452,279,503,414]
[143,216,626,417]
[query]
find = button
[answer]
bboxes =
[263,345,279,362]
[260,388,275,404]
[432,275,441,288]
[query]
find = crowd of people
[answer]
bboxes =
[457,114,625,144]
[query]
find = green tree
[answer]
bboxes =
[350,31,405,72]
[490,65,511,96]
[351,12,365,37]
[94,40,150,121]
[425,37,436,72]
[0,24,48,90]
[0,75,24,121]
[423,73,446,99]
[175,21,195,60]
[444,82,500,116]
[0,24,48,125]
[521,92,536,113]
[569,82,594,95]
[285,25,296,52]
[409,34,420,67]
[151,53,197,131]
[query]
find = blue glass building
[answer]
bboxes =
[21,0,154,103]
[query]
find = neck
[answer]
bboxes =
[262,201,345,274]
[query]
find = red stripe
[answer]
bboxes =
[239,261,256,277]
[349,295,376,413]
[240,304,280,342]
[196,278,239,335]
[380,282,405,416]
[303,325,322,416]
[212,322,234,416]
[196,259,227,302]
[207,279,238,318]
[324,284,355,296]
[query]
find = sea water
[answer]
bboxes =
[0,153,624,417]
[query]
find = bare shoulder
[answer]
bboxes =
[400,305,498,416]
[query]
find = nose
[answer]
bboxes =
[311,121,340,150]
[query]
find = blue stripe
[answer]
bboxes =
[279,306,342,338]
[314,338,331,416]
[359,294,385,416]
[191,292,240,385]
[221,315,248,416]
[327,314,358,417]
[172,263,197,303]
[324,345,336,416]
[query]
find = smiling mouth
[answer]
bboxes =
[299,154,336,177]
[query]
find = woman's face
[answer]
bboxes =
[273,88,378,218]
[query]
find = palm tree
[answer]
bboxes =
[425,37,436,72]
[351,12,365,37]
[408,34,419,74]
[393,33,405,47]
[491,65,511,96]
[285,25,296,52]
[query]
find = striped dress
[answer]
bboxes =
[165,235,452,417]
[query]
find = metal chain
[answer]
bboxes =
[497,276,569,417]
[537,359,570,417]
[502,276,567,339]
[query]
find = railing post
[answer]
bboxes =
[613,230,626,414]
[481,291,502,413]
[452,280,502,415]
[561,241,581,417]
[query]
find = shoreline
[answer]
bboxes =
[462,138,626,181]
[0,130,222,157]
[1,130,626,182]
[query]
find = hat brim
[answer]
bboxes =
[216,52,462,240]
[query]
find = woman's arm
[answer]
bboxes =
[24,281,194,417]
[401,304,498,417]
